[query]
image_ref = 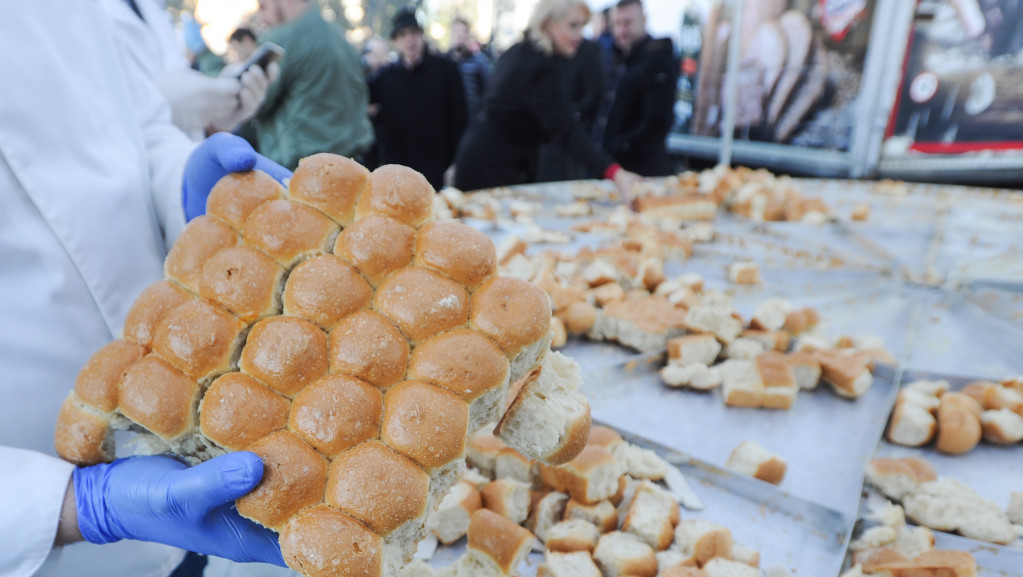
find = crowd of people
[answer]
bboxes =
[232,0,680,200]
[0,1,679,577]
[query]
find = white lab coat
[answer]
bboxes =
[0,2,194,576]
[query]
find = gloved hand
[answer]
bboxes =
[154,68,241,134]
[182,132,292,222]
[73,452,285,566]
[210,63,278,132]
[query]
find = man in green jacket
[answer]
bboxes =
[254,0,375,169]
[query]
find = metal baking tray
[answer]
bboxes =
[425,424,851,577]
[573,358,898,522]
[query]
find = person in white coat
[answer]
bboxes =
[100,0,270,142]
[0,3,292,577]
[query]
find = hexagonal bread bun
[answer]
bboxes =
[54,158,590,577]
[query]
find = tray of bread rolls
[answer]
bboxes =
[407,422,850,577]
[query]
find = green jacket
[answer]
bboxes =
[255,8,374,169]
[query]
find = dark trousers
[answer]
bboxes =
[169,553,208,577]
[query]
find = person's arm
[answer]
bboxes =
[0,447,76,576]
[612,52,678,154]
[446,61,470,169]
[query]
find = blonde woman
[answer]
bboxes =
[454,0,641,202]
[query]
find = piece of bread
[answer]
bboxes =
[495,447,536,485]
[334,215,416,287]
[151,299,246,383]
[430,481,482,545]
[724,338,765,361]
[901,458,937,483]
[408,329,511,434]
[282,254,373,330]
[530,491,569,541]
[865,458,920,501]
[980,409,1023,444]
[117,353,203,450]
[163,215,238,293]
[466,431,508,479]
[202,372,291,452]
[414,221,497,291]
[757,351,798,410]
[540,445,625,505]
[328,310,411,389]
[872,550,978,577]
[685,306,743,345]
[782,308,819,335]
[887,402,938,447]
[546,518,602,553]
[205,169,285,230]
[593,531,658,577]
[467,508,536,575]
[741,329,790,352]
[667,334,723,366]
[375,267,470,345]
[904,380,950,397]
[622,482,679,550]
[562,301,600,335]
[612,444,671,481]
[73,340,146,414]
[240,316,329,398]
[381,381,470,474]
[935,393,982,455]
[564,499,619,533]
[495,351,591,465]
[701,556,757,577]
[288,153,367,226]
[471,276,553,386]
[731,545,760,568]
[54,394,115,466]
[850,526,897,551]
[587,296,689,353]
[725,441,786,485]
[750,299,792,332]
[853,548,908,573]
[480,479,532,525]
[657,550,699,573]
[672,519,733,566]
[355,164,434,228]
[786,351,821,390]
[903,479,1017,545]
[122,280,194,348]
[539,551,603,577]
[727,262,761,285]
[720,360,764,408]
[898,389,941,414]
[238,430,328,531]
[551,317,568,349]
[242,199,340,269]
[1008,491,1023,525]
[892,525,934,560]
[662,567,710,577]
[816,351,872,398]
[279,504,384,577]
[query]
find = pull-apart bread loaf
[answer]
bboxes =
[54,155,590,577]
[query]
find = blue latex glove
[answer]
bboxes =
[182,132,292,222]
[73,452,285,566]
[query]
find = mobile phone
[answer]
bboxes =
[236,42,286,78]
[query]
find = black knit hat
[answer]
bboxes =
[390,8,422,39]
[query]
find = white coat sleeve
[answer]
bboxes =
[104,11,197,251]
[0,447,75,577]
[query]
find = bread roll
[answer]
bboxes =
[564,499,618,533]
[414,221,497,291]
[282,255,373,330]
[888,401,937,447]
[593,531,657,577]
[242,199,340,268]
[118,353,201,443]
[206,170,284,229]
[375,267,470,344]
[237,430,328,530]
[467,509,536,575]
[198,246,285,323]
[73,340,145,413]
[328,310,410,389]
[288,153,368,226]
[280,504,383,577]
[471,276,552,381]
[334,215,416,287]
[54,394,115,465]
[382,381,469,472]
[164,216,238,293]
[357,164,434,228]
[936,393,982,455]
[122,280,193,348]
[408,329,511,432]
[288,374,382,457]
[326,440,430,535]
[201,372,289,451]
[726,441,786,485]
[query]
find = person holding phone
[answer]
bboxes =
[100,0,275,141]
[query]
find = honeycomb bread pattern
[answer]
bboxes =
[54,155,555,577]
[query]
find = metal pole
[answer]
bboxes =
[719,0,743,167]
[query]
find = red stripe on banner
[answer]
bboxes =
[910,142,1023,154]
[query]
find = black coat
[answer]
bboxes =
[369,51,468,189]
[603,36,679,177]
[455,40,616,192]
